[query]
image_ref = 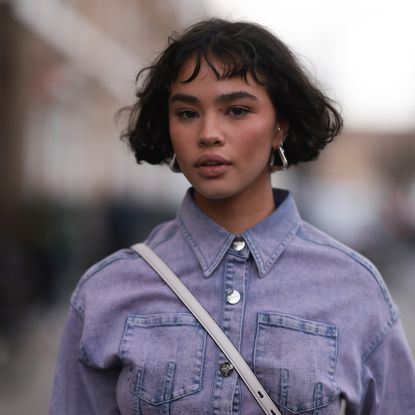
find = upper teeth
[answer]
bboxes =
[204,161,220,165]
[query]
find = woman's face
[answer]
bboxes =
[168,58,284,205]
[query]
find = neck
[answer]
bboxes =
[193,183,275,234]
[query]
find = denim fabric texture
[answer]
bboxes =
[50,189,415,415]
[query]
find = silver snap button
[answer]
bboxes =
[220,361,234,377]
[226,290,241,305]
[232,238,246,251]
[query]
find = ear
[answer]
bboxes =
[273,118,289,147]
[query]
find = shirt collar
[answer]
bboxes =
[177,188,302,278]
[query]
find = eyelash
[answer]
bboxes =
[176,110,198,120]
[227,106,250,117]
[176,106,250,120]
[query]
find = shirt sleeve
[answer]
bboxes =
[49,305,121,415]
[358,319,415,414]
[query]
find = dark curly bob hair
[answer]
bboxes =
[121,18,342,167]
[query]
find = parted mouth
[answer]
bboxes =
[194,154,232,167]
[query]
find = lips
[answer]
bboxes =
[195,154,231,167]
[194,154,232,177]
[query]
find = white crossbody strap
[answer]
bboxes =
[132,243,281,415]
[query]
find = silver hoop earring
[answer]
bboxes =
[269,145,288,171]
[168,153,181,173]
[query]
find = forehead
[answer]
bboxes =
[171,56,267,96]
[175,55,221,82]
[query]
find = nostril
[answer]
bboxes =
[199,136,224,146]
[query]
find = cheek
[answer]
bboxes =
[237,123,275,155]
[168,120,185,152]
[168,115,177,141]
[169,129,194,166]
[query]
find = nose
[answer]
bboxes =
[198,115,224,147]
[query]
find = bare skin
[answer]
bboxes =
[169,58,287,234]
[193,175,275,234]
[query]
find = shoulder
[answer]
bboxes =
[145,217,180,249]
[298,221,384,279]
[71,218,180,314]
[70,248,138,314]
[296,221,400,356]
[297,221,381,274]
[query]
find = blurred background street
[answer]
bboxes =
[1,1,414,413]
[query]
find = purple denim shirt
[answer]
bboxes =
[50,189,415,414]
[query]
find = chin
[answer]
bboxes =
[193,185,241,202]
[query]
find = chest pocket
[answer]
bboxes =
[254,312,339,414]
[120,313,206,408]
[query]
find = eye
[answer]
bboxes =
[228,106,249,117]
[177,109,198,120]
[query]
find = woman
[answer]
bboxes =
[51,19,415,414]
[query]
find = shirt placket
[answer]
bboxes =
[211,237,249,415]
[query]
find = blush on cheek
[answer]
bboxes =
[243,137,273,157]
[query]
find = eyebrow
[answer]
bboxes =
[169,93,199,104]
[216,91,258,104]
[169,91,258,105]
